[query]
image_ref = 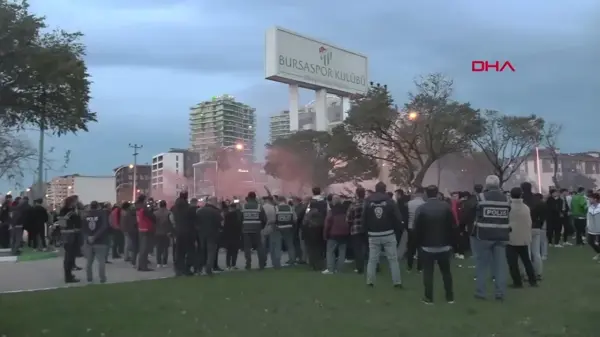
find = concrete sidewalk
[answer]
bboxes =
[0,251,288,293]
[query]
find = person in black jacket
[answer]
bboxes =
[223,203,242,269]
[0,194,13,248]
[27,198,49,250]
[196,197,224,275]
[546,189,565,246]
[170,192,194,276]
[414,185,456,304]
[59,195,82,283]
[361,182,404,287]
[521,182,545,279]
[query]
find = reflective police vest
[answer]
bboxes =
[474,193,510,241]
[241,202,262,233]
[275,204,294,230]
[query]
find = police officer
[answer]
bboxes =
[361,182,404,287]
[271,196,297,268]
[241,191,267,270]
[59,195,82,283]
[81,201,110,283]
[472,175,511,300]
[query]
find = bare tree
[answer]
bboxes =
[342,74,483,187]
[541,123,563,188]
[0,126,37,182]
[473,110,544,187]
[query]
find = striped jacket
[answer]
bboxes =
[346,199,365,235]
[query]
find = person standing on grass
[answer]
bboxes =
[154,200,173,268]
[223,202,243,270]
[347,187,367,274]
[271,195,297,268]
[241,192,267,270]
[405,187,425,272]
[571,187,588,246]
[322,195,349,274]
[506,187,538,288]
[81,201,109,284]
[303,187,328,271]
[520,182,546,280]
[361,182,404,288]
[413,185,455,304]
[196,197,224,276]
[585,193,600,261]
[471,175,511,301]
[171,192,194,276]
[120,202,137,264]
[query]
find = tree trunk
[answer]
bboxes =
[412,158,435,188]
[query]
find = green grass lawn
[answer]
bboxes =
[2,247,599,337]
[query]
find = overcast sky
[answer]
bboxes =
[3,0,599,192]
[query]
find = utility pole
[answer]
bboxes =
[129,143,143,201]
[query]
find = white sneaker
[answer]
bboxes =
[593,254,599,261]
[455,254,465,260]
[564,242,573,246]
[321,269,334,275]
[554,244,563,248]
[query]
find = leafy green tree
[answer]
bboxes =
[0,0,96,134]
[343,74,482,187]
[473,110,544,187]
[263,129,379,189]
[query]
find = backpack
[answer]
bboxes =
[303,206,325,228]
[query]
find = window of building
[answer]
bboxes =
[585,161,597,174]
[158,162,163,169]
[176,155,179,161]
[176,162,179,168]
[541,159,553,173]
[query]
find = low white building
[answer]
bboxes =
[46,175,116,208]
[514,149,600,193]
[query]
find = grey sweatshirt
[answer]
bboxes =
[407,197,425,230]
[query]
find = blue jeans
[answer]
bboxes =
[326,239,347,272]
[366,234,401,285]
[269,229,296,268]
[472,238,507,298]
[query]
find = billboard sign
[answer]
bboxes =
[265,27,369,96]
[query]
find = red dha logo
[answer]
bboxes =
[471,60,515,72]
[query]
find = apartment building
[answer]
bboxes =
[516,149,600,192]
[151,149,200,198]
[189,94,256,161]
[45,175,75,209]
[114,164,151,203]
[269,94,344,143]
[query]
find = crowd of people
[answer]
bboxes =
[1,174,599,304]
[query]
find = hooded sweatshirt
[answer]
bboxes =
[587,203,600,235]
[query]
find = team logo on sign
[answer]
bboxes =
[319,46,332,66]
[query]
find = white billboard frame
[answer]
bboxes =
[265,26,369,97]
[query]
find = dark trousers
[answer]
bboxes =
[243,232,266,269]
[0,224,9,248]
[304,227,325,271]
[351,234,367,273]
[127,231,139,265]
[587,234,600,254]
[225,238,240,267]
[506,244,537,286]
[137,232,153,270]
[111,229,124,257]
[174,234,193,275]
[561,217,573,242]
[155,235,170,265]
[547,220,562,245]
[199,237,218,274]
[574,218,586,245]
[29,225,46,249]
[421,249,453,302]
[63,234,78,281]
[406,230,422,271]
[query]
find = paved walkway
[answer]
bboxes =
[0,251,287,293]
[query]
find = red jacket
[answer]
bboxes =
[136,207,154,233]
[324,205,350,240]
[109,208,120,229]
[450,199,460,227]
